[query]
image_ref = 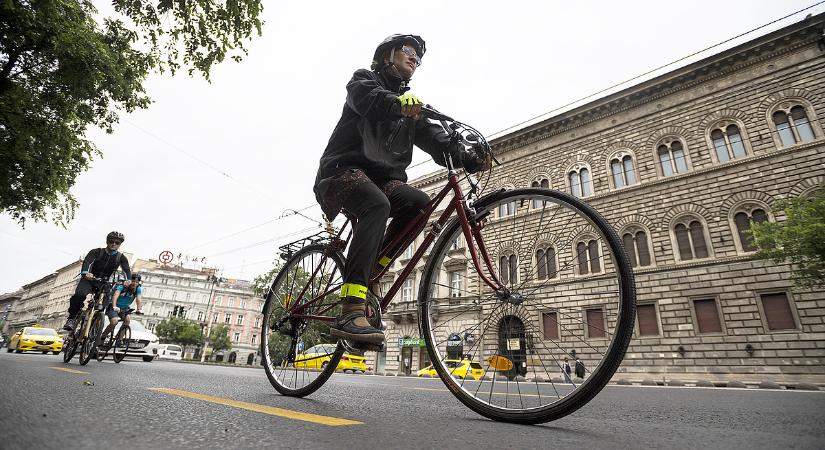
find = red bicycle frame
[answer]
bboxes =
[288,169,505,322]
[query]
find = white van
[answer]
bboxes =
[157,344,183,361]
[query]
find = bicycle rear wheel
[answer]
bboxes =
[62,331,78,363]
[419,187,636,424]
[113,325,130,363]
[79,314,104,366]
[261,243,345,397]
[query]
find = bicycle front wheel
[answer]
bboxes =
[113,325,130,363]
[419,187,636,424]
[96,328,114,362]
[261,243,345,397]
[79,314,104,366]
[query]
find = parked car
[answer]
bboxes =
[294,344,367,372]
[417,359,485,380]
[111,319,159,362]
[157,344,183,361]
[7,326,63,354]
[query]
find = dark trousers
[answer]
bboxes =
[67,279,109,318]
[341,182,429,287]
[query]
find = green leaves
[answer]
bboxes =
[155,315,203,346]
[751,189,825,288]
[0,0,263,226]
[208,323,232,353]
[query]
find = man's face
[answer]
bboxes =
[389,44,419,80]
[107,239,122,251]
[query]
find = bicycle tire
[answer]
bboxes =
[261,243,345,397]
[419,187,636,424]
[79,313,104,366]
[62,327,80,363]
[113,325,130,363]
[96,327,114,362]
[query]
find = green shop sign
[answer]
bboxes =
[398,337,425,347]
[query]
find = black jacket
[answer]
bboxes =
[314,68,464,203]
[81,248,131,280]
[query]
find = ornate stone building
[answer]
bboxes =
[134,259,263,364]
[370,14,825,383]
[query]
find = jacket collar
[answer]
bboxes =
[376,67,410,94]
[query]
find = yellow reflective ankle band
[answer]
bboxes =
[378,256,391,267]
[340,283,368,300]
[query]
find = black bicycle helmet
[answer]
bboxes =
[371,34,426,70]
[106,231,125,242]
[131,273,142,282]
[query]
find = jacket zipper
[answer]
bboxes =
[385,119,404,152]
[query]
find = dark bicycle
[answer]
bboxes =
[62,278,110,366]
[260,107,636,424]
[96,308,142,363]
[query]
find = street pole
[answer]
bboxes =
[200,274,219,362]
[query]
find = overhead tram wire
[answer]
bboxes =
[124,119,283,205]
[486,1,825,140]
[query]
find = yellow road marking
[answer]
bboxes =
[50,367,88,374]
[149,388,363,426]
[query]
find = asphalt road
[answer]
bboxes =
[1,351,823,450]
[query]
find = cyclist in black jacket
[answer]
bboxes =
[62,231,132,331]
[314,34,487,345]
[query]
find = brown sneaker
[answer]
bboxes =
[330,299,384,344]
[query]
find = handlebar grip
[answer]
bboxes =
[421,105,453,122]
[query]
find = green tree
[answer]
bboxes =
[0,0,262,226]
[208,323,232,354]
[154,316,203,357]
[751,189,825,288]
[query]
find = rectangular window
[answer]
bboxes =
[585,308,606,338]
[760,293,796,330]
[197,311,203,321]
[449,272,462,299]
[215,296,222,306]
[236,315,244,326]
[254,317,260,328]
[402,279,413,302]
[228,297,235,307]
[241,300,246,309]
[251,335,257,345]
[224,313,231,324]
[542,312,559,340]
[213,313,218,323]
[693,299,723,333]
[637,304,660,336]
[185,292,191,301]
[233,332,240,343]
[403,242,415,259]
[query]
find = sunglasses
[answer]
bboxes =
[398,45,421,66]
[107,240,123,245]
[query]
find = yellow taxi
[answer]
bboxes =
[7,326,63,354]
[294,344,367,373]
[417,359,485,380]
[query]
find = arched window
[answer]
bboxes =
[710,123,748,162]
[772,104,816,147]
[621,228,652,268]
[497,185,517,217]
[568,167,592,198]
[499,253,518,285]
[733,207,769,252]
[609,153,637,189]
[531,178,550,208]
[673,217,710,261]
[657,138,689,177]
[575,239,601,275]
[535,246,557,280]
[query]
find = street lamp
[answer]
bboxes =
[200,273,224,362]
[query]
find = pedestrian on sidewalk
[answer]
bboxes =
[575,358,586,379]
[562,358,572,383]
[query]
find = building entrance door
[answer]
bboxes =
[401,347,413,376]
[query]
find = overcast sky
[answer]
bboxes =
[1,0,821,293]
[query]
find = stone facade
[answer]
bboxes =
[369,15,825,382]
[39,260,83,331]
